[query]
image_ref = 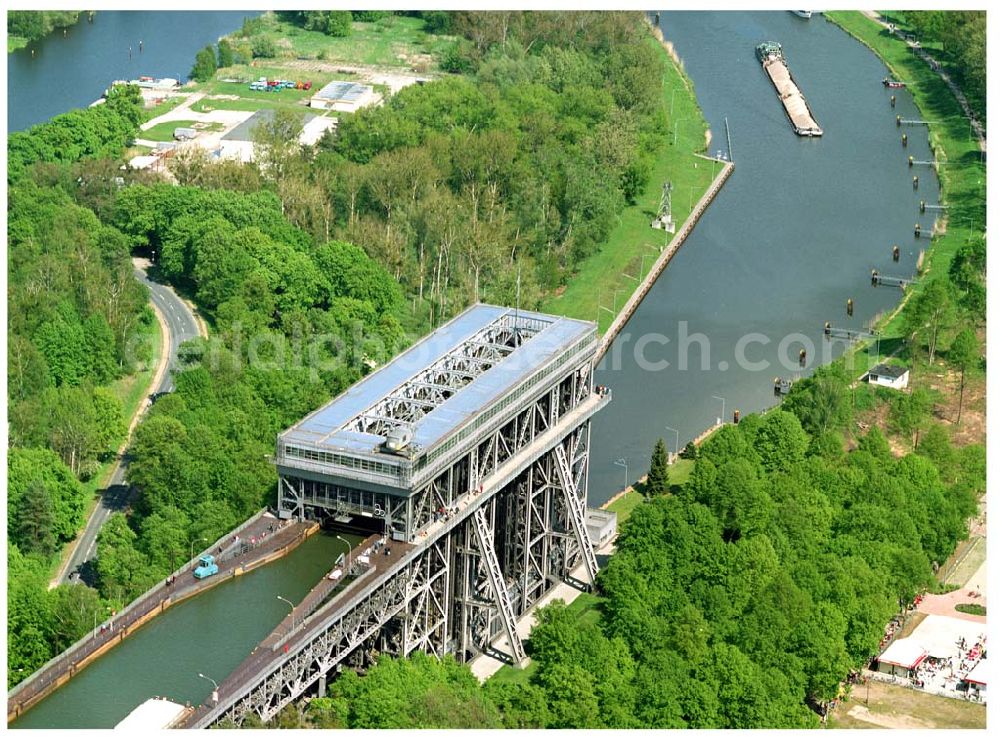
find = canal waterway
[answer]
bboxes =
[589,11,940,503]
[8,11,256,133]
[12,532,352,729]
[9,11,942,727]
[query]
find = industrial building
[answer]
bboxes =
[218,109,336,163]
[308,80,379,112]
[190,304,612,726]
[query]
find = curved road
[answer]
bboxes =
[56,261,204,586]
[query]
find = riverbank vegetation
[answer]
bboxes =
[175,11,674,332]
[287,397,982,728]
[876,11,984,125]
[7,11,82,53]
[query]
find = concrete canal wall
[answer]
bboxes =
[596,159,734,363]
[7,515,319,723]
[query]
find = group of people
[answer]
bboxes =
[907,634,987,701]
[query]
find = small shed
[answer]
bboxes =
[876,637,927,678]
[585,508,617,550]
[867,363,910,390]
[309,81,378,112]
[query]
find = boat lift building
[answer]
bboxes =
[192,304,611,726]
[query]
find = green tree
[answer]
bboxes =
[949,328,979,424]
[889,387,934,449]
[190,45,217,83]
[646,438,669,497]
[217,38,235,67]
[754,410,809,473]
[13,480,58,557]
[47,583,102,652]
[325,11,352,37]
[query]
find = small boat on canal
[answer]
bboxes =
[882,78,906,88]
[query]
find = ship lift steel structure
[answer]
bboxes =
[190,306,608,727]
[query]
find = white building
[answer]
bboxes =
[876,637,927,678]
[585,509,617,550]
[867,363,910,390]
[218,109,336,163]
[309,80,379,112]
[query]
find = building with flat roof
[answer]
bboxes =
[309,80,379,112]
[276,303,600,539]
[218,109,335,163]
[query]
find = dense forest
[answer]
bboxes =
[173,11,668,327]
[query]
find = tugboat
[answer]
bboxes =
[882,77,907,88]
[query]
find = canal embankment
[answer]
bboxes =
[8,511,317,723]
[541,18,717,334]
[597,158,734,363]
[824,11,984,341]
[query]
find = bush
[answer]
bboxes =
[251,35,277,59]
[190,45,217,82]
[955,603,986,616]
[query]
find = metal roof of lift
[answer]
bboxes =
[280,304,594,457]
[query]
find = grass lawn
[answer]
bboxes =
[141,119,223,142]
[825,13,985,345]
[142,94,187,122]
[830,679,985,729]
[542,35,714,332]
[242,13,453,70]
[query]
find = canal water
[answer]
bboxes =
[588,11,939,502]
[7,11,255,133]
[9,11,941,728]
[12,532,352,729]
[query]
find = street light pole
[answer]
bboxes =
[712,395,726,426]
[198,672,220,706]
[335,535,352,573]
[664,425,680,461]
[189,536,207,562]
[276,595,295,629]
[614,457,629,488]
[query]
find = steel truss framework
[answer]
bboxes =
[279,361,594,541]
[347,312,551,438]
[201,364,599,728]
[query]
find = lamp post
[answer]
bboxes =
[276,595,295,630]
[198,672,220,705]
[614,457,629,488]
[335,535,352,573]
[189,536,207,562]
[712,395,726,426]
[664,425,680,462]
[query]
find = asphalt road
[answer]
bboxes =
[58,263,203,586]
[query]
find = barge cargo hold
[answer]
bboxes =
[756,41,823,137]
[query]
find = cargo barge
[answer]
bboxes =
[756,41,823,137]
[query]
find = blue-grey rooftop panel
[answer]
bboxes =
[280,304,594,457]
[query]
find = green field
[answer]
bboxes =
[825,13,985,346]
[240,13,453,70]
[140,119,224,142]
[542,36,714,332]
